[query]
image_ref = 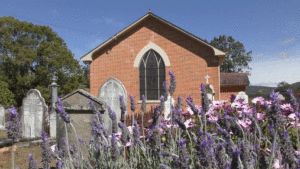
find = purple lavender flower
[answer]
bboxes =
[163,81,169,102]
[215,142,227,168]
[129,94,136,112]
[6,106,21,140]
[164,126,173,149]
[177,138,189,168]
[176,95,182,110]
[119,95,127,113]
[230,148,241,169]
[60,138,69,159]
[175,119,186,130]
[110,111,118,133]
[287,90,299,113]
[149,126,161,151]
[200,83,210,113]
[159,95,165,114]
[119,122,130,145]
[186,98,200,116]
[88,99,104,124]
[111,134,120,161]
[141,95,146,113]
[56,160,63,169]
[78,136,87,145]
[152,106,161,126]
[230,94,236,103]
[56,98,71,123]
[41,131,52,169]
[168,71,176,95]
[280,130,295,165]
[133,120,140,146]
[28,154,38,169]
[160,164,171,169]
[266,90,286,130]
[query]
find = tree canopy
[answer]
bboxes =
[275,81,292,99]
[0,16,89,107]
[208,35,253,75]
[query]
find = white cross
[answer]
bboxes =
[205,75,210,84]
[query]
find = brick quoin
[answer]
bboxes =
[89,16,222,116]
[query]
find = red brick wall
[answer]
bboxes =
[90,17,220,115]
[220,85,246,103]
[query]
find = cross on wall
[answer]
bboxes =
[205,75,210,84]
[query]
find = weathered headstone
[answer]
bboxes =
[98,78,127,134]
[21,89,48,138]
[48,75,59,138]
[57,89,105,160]
[164,95,175,120]
[235,91,249,103]
[0,105,5,130]
[206,84,215,102]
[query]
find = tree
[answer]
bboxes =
[0,16,86,107]
[0,80,16,106]
[209,35,253,75]
[275,81,292,99]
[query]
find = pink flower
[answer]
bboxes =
[251,97,265,105]
[184,118,195,129]
[212,100,226,110]
[208,115,219,123]
[238,119,251,130]
[186,105,202,115]
[265,148,271,153]
[109,131,122,140]
[126,139,132,147]
[256,113,265,121]
[148,119,153,123]
[273,159,280,169]
[288,113,296,120]
[231,102,242,109]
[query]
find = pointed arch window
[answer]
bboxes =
[139,49,165,100]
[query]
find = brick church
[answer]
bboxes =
[80,11,249,115]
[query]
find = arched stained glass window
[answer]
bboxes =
[139,49,165,100]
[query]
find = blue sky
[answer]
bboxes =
[1,0,300,87]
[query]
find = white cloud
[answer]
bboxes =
[249,51,300,86]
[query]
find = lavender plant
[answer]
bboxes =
[24,70,300,169]
[6,106,21,169]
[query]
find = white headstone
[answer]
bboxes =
[0,105,5,130]
[98,78,127,134]
[235,91,249,103]
[278,94,285,101]
[206,84,215,102]
[164,95,175,119]
[22,89,48,138]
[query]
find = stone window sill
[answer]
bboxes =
[137,100,160,104]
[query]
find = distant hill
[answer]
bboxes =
[246,82,300,101]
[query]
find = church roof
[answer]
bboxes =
[220,73,250,86]
[80,11,226,63]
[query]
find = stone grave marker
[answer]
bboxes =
[21,89,48,138]
[235,91,249,103]
[98,78,127,134]
[0,105,5,130]
[164,95,175,120]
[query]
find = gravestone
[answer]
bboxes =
[206,84,215,103]
[98,78,127,134]
[57,89,106,160]
[21,89,48,138]
[0,105,5,130]
[235,91,249,103]
[164,95,175,119]
[278,94,285,101]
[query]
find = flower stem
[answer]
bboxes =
[11,139,14,169]
[70,122,84,169]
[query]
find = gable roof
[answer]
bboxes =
[80,12,226,63]
[61,89,106,111]
[220,73,250,86]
